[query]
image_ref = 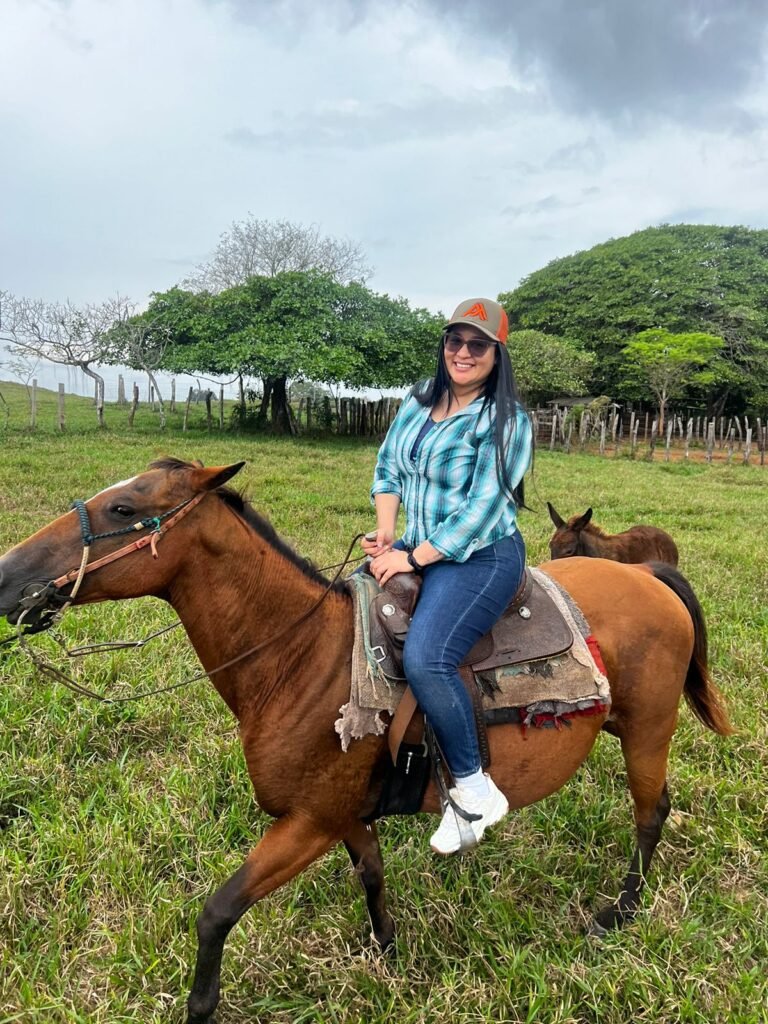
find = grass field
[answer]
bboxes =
[1,386,767,1023]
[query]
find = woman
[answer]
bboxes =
[362,297,533,856]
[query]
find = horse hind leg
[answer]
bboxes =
[343,819,395,950]
[591,734,673,935]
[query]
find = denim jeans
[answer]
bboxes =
[401,531,526,779]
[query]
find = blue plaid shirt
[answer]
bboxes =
[371,389,532,562]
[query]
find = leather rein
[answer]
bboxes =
[12,491,363,703]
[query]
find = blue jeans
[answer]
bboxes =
[401,532,526,779]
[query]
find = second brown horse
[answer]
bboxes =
[547,502,679,565]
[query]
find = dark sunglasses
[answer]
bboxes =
[444,332,496,358]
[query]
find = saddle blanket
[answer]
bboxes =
[335,567,611,752]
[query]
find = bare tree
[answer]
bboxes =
[102,297,173,429]
[0,292,111,427]
[0,343,40,428]
[182,216,372,292]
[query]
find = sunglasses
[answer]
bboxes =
[444,332,496,359]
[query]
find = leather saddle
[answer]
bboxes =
[367,565,575,766]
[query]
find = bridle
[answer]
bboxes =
[60,492,210,602]
[11,492,209,636]
[8,489,365,703]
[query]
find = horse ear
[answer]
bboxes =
[574,507,593,531]
[189,462,246,492]
[547,502,565,528]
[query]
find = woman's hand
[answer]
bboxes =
[360,528,394,558]
[369,548,413,585]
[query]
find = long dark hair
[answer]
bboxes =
[413,333,532,507]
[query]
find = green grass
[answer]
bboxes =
[0,397,767,1023]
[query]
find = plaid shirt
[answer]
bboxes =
[371,390,532,562]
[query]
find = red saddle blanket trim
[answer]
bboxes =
[586,635,607,677]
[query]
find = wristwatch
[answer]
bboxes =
[407,551,424,575]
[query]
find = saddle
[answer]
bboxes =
[367,566,574,766]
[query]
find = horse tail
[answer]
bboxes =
[647,561,734,736]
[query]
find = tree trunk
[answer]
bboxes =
[258,376,296,434]
[268,375,297,435]
[80,363,105,427]
[145,368,166,429]
[258,378,273,427]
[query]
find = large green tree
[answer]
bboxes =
[133,271,439,433]
[499,224,768,414]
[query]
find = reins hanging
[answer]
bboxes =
[12,510,367,703]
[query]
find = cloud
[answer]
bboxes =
[503,191,600,219]
[224,87,536,151]
[214,0,768,131]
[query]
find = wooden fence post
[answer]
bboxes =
[117,374,126,406]
[183,386,193,432]
[648,419,657,459]
[684,418,693,460]
[128,383,139,427]
[664,420,673,461]
[743,428,752,465]
[30,378,37,429]
[219,386,224,430]
[57,383,65,432]
[205,391,212,432]
[170,378,176,414]
[706,420,715,463]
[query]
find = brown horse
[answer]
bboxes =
[547,502,679,565]
[0,459,731,1024]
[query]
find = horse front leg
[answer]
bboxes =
[187,814,336,1024]
[343,819,395,950]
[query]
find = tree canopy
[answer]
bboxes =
[618,329,724,431]
[134,271,440,432]
[505,330,596,406]
[183,217,371,292]
[499,224,768,414]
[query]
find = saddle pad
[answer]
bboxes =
[335,566,610,752]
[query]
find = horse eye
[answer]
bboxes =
[111,504,135,518]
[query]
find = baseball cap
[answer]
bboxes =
[445,298,509,345]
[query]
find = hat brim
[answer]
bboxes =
[444,317,505,345]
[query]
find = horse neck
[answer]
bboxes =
[167,500,352,719]
[578,524,613,558]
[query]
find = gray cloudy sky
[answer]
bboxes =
[2,0,767,316]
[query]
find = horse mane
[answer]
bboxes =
[149,458,347,594]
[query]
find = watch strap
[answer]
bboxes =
[407,551,424,575]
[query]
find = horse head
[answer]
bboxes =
[547,503,593,558]
[0,458,245,629]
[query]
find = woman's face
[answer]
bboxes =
[443,325,497,392]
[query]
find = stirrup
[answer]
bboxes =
[441,796,480,852]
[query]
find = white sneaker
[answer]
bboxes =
[429,776,509,856]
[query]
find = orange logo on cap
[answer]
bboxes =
[462,302,488,321]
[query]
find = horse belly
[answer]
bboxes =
[419,715,605,814]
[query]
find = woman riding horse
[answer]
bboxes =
[362,297,533,855]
